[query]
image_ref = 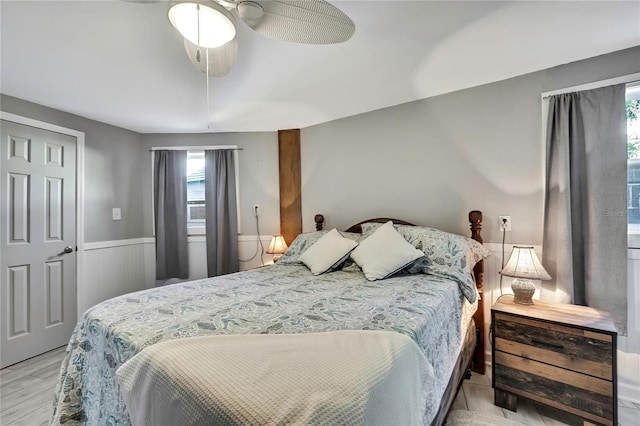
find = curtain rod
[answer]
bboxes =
[542,93,572,100]
[148,146,243,152]
[541,73,640,101]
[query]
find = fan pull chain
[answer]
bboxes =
[196,4,202,63]
[206,48,211,130]
[195,1,211,129]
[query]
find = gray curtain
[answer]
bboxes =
[542,84,627,334]
[205,150,239,276]
[154,150,189,282]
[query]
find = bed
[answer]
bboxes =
[50,211,488,426]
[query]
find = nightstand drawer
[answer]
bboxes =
[495,351,614,424]
[494,312,613,380]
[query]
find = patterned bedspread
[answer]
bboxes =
[51,264,475,425]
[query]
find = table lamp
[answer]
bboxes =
[267,235,288,262]
[500,246,551,305]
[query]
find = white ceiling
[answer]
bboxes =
[1,1,639,134]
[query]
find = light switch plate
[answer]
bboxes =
[112,208,122,221]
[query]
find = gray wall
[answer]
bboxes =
[4,45,638,245]
[140,133,280,237]
[0,95,280,242]
[0,94,144,242]
[301,46,640,245]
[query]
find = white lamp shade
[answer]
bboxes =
[168,1,236,48]
[500,246,551,280]
[267,235,288,255]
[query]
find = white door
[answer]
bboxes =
[0,120,77,368]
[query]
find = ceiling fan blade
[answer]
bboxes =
[120,1,164,3]
[236,0,355,44]
[184,38,238,77]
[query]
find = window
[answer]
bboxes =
[152,146,241,234]
[627,84,640,234]
[187,151,206,227]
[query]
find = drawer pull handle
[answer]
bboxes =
[531,339,564,351]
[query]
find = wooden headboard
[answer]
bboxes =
[314,211,486,375]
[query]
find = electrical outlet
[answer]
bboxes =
[112,208,122,221]
[253,204,260,217]
[499,215,511,232]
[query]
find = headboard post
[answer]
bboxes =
[315,214,325,231]
[468,210,486,375]
[468,210,484,293]
[469,210,483,243]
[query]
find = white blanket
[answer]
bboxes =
[116,330,434,426]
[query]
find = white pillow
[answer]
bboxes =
[299,228,359,275]
[350,221,423,281]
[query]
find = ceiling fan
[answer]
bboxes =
[122,0,356,77]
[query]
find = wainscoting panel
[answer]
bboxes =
[81,239,150,315]
[82,235,273,311]
[620,248,640,403]
[168,235,273,283]
[238,235,276,270]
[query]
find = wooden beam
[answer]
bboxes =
[278,129,302,246]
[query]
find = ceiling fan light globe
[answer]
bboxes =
[237,1,264,24]
[168,2,236,48]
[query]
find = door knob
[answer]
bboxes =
[58,246,74,255]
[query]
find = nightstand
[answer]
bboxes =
[491,295,617,426]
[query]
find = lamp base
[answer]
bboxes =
[511,278,535,305]
[272,253,283,262]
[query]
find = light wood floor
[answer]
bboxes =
[1,347,66,426]
[1,348,639,425]
[451,371,640,426]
